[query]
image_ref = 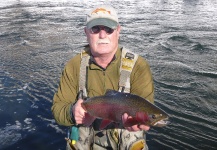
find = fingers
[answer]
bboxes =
[138,124,150,131]
[122,113,129,124]
[122,113,150,132]
[72,99,86,125]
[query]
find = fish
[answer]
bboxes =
[81,90,169,130]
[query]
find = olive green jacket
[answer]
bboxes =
[52,46,154,126]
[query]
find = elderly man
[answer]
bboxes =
[52,5,154,150]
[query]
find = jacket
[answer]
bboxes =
[52,46,154,126]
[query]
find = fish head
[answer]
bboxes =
[135,111,169,127]
[148,113,170,127]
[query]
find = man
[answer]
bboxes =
[52,5,154,150]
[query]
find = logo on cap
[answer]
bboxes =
[91,8,111,15]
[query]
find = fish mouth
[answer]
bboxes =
[153,117,170,127]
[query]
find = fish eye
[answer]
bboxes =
[149,114,164,119]
[151,114,163,119]
[152,114,156,119]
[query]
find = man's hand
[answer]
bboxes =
[122,113,150,132]
[72,99,95,126]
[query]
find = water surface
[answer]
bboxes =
[0,0,217,149]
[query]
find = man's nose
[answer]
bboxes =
[99,29,107,38]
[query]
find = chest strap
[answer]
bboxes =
[79,47,138,95]
[119,48,138,93]
[79,50,90,97]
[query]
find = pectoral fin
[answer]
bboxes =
[99,119,113,130]
[83,113,96,127]
[123,117,139,127]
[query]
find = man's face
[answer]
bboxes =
[85,25,121,57]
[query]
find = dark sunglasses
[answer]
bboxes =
[90,26,115,34]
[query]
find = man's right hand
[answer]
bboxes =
[72,99,95,126]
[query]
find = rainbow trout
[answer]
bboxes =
[82,90,169,129]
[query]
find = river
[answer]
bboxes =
[0,0,217,149]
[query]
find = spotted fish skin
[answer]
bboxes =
[82,90,169,128]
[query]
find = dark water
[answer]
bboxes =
[0,0,217,149]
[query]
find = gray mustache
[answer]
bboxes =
[97,39,110,44]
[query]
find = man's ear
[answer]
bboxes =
[84,27,88,35]
[116,25,121,39]
[117,25,121,32]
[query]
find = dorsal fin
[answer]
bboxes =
[105,89,119,96]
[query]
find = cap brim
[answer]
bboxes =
[86,18,118,29]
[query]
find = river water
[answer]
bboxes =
[0,0,217,150]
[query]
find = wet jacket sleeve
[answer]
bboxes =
[131,56,154,103]
[51,57,80,126]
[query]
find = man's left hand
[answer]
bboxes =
[122,113,150,132]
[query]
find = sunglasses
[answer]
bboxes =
[90,26,115,34]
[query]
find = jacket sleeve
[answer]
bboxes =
[51,57,80,126]
[130,56,154,103]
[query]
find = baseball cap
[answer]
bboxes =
[85,5,119,29]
